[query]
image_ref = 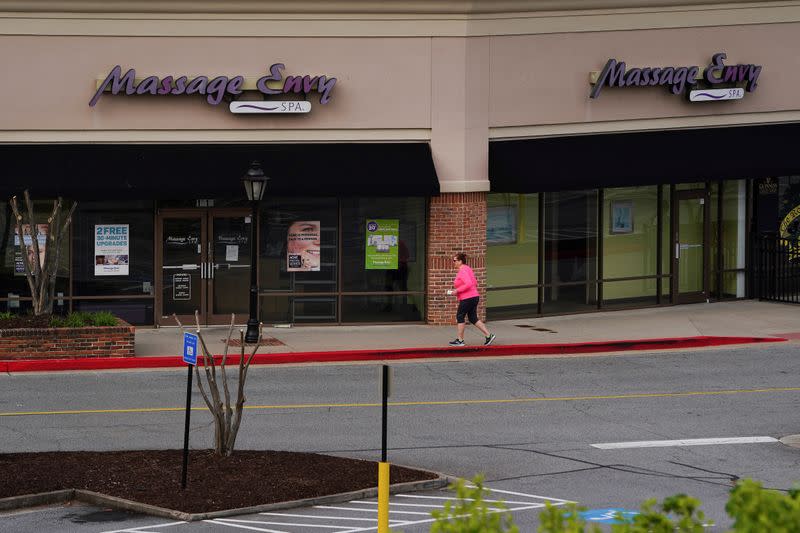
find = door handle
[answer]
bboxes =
[675,243,680,259]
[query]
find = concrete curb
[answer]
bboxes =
[0,469,455,522]
[0,335,787,373]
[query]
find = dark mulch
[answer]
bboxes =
[223,337,286,347]
[0,450,438,514]
[0,314,51,329]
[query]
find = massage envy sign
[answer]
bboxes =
[589,52,761,100]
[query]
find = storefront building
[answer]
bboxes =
[1,1,799,326]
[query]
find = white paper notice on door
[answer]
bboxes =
[225,245,239,262]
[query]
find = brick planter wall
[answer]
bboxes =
[427,192,488,325]
[0,320,135,359]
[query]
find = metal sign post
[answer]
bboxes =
[181,332,198,490]
[378,364,392,533]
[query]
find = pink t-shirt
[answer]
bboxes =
[453,264,480,300]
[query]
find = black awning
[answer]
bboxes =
[0,143,439,199]
[490,123,800,193]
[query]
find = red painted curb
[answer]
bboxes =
[0,336,786,373]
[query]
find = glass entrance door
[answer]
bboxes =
[673,191,710,303]
[208,211,252,324]
[158,209,251,326]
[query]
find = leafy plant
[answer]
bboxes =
[613,494,709,533]
[50,311,118,328]
[430,475,519,533]
[726,478,800,532]
[537,502,600,533]
[0,311,13,320]
[88,311,118,326]
[536,494,708,533]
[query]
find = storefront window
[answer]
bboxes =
[258,197,426,323]
[661,185,672,299]
[722,180,746,297]
[72,201,154,296]
[259,198,338,323]
[0,200,69,312]
[341,197,426,322]
[602,186,658,307]
[543,190,598,313]
[486,193,539,319]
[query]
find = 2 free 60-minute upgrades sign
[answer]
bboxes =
[89,63,336,113]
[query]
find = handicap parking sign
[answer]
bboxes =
[579,508,639,524]
[183,332,198,365]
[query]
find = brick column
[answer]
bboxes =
[426,192,487,325]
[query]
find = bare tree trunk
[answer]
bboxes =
[175,313,261,456]
[9,191,75,316]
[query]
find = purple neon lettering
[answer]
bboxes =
[257,63,284,95]
[88,65,136,106]
[318,76,337,104]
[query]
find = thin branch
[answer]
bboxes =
[173,314,213,412]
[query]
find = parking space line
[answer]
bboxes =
[100,521,187,533]
[213,517,354,529]
[591,436,779,449]
[314,505,430,515]
[346,501,447,508]
[396,494,568,505]
[259,512,380,522]
[205,519,290,532]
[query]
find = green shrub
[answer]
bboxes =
[726,478,800,532]
[89,311,118,326]
[0,311,13,320]
[50,311,117,328]
[430,475,519,533]
[537,502,600,533]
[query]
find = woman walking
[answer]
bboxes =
[447,252,496,346]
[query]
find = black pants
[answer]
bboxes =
[456,296,479,324]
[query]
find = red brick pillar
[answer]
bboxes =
[426,192,487,325]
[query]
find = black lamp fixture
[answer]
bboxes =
[242,160,268,343]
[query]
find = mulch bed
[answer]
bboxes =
[0,450,438,514]
[0,314,51,329]
[223,337,286,347]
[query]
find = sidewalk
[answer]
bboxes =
[136,300,800,357]
[3,301,796,373]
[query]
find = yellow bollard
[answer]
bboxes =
[378,461,390,533]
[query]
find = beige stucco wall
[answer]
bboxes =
[489,22,800,138]
[2,1,800,193]
[0,36,432,138]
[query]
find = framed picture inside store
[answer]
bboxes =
[487,206,517,244]
[610,200,634,234]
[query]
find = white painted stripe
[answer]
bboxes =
[347,501,445,508]
[259,512,380,522]
[314,505,429,515]
[481,486,574,504]
[205,519,288,533]
[215,518,345,529]
[100,522,187,533]
[397,494,570,505]
[592,436,779,449]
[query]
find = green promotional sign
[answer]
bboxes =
[365,219,399,270]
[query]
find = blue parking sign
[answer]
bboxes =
[183,333,198,365]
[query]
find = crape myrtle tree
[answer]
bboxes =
[174,311,262,456]
[9,190,76,316]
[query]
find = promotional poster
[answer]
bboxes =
[13,224,47,275]
[365,219,399,270]
[95,224,130,276]
[287,221,320,272]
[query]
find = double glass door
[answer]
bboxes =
[157,209,252,326]
[673,190,710,303]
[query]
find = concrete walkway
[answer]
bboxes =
[135,300,800,357]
